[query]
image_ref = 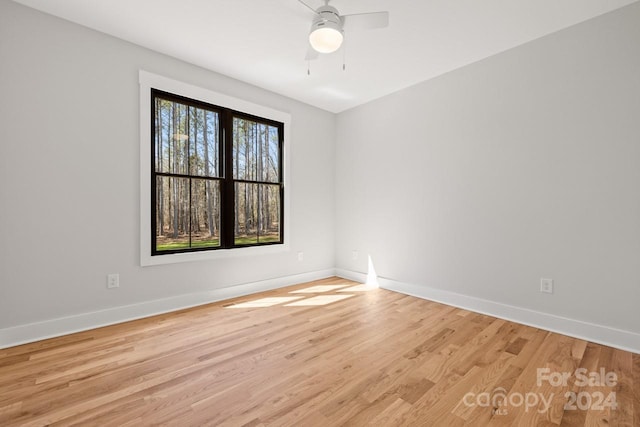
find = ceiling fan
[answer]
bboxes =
[298,0,389,62]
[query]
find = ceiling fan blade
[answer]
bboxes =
[297,0,319,16]
[342,11,389,31]
[305,46,320,61]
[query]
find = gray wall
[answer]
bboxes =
[335,3,640,333]
[2,0,639,339]
[0,1,335,328]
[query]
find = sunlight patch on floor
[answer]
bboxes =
[284,294,355,306]
[228,296,304,308]
[289,285,350,293]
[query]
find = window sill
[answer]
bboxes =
[141,242,290,266]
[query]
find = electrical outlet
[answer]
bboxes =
[540,278,553,294]
[352,250,359,260]
[107,273,120,289]
[297,252,304,261]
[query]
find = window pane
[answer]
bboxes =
[235,182,258,245]
[189,108,220,178]
[260,184,281,243]
[155,177,221,251]
[233,117,280,183]
[234,183,281,245]
[155,176,190,251]
[190,179,221,248]
[154,98,189,175]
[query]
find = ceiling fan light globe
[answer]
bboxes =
[309,27,343,53]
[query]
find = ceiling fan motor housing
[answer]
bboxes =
[313,5,342,27]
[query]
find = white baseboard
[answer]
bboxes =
[0,269,335,350]
[4,268,638,354]
[335,269,640,354]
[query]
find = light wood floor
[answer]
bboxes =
[0,277,637,426]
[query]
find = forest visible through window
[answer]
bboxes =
[152,90,283,254]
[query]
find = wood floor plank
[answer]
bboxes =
[610,348,634,426]
[0,277,637,426]
[559,342,601,427]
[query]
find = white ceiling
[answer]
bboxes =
[12,0,638,113]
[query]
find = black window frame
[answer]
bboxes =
[150,89,284,256]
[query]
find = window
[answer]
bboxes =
[152,90,284,255]
[140,71,290,265]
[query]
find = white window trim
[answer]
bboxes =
[139,70,291,266]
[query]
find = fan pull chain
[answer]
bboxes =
[342,38,346,71]
[307,60,311,76]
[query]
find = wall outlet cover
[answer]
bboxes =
[540,278,553,294]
